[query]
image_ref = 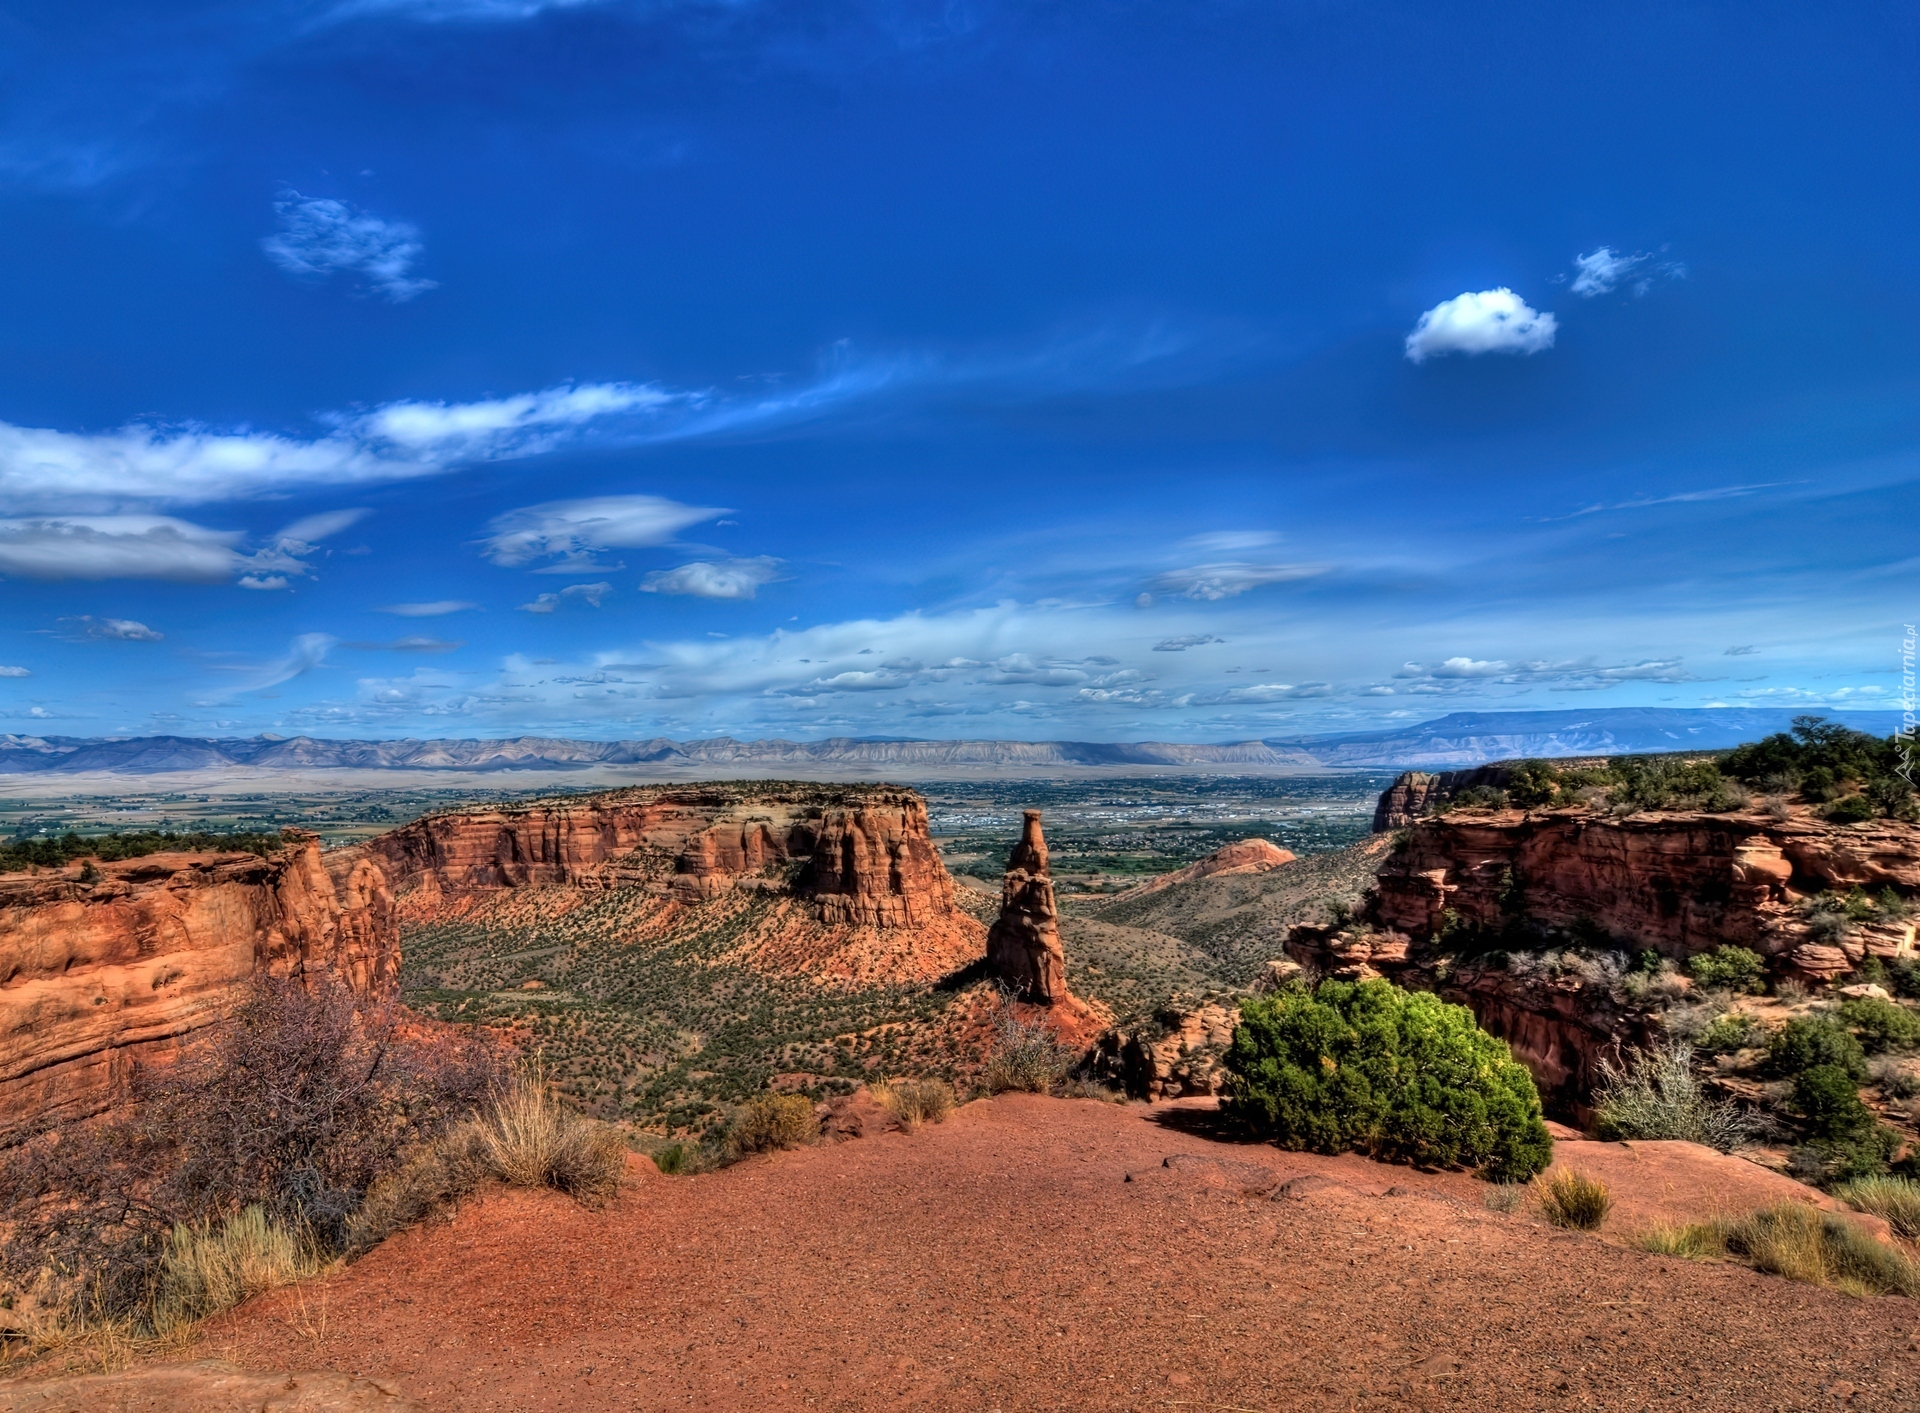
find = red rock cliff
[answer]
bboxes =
[0,832,397,1143]
[1375,806,1920,979]
[358,783,961,930]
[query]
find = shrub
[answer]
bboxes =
[1696,1012,1763,1054]
[1591,1043,1762,1152]
[984,1009,1078,1095]
[1793,1064,1877,1142]
[1221,978,1551,1182]
[724,1095,818,1156]
[1482,1182,1526,1214]
[871,1078,955,1132]
[0,977,508,1321]
[1872,1056,1920,1099]
[476,1072,626,1200]
[1687,946,1767,994]
[650,1142,710,1176]
[1536,1170,1611,1230]
[1722,1203,1920,1297]
[1835,1175,1920,1240]
[1838,996,1920,1054]
[154,1206,321,1331]
[1767,1016,1868,1081]
[1827,795,1876,824]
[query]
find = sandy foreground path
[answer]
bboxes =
[22,1095,1920,1411]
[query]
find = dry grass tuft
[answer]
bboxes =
[1723,1203,1920,1297]
[1637,1201,1920,1297]
[1634,1221,1727,1259]
[1535,1169,1612,1230]
[475,1072,627,1201]
[1834,1175,1920,1241]
[871,1078,955,1132]
[725,1095,819,1157]
[153,1205,324,1331]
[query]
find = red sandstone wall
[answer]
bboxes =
[0,833,396,1143]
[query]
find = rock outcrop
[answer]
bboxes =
[1109,838,1296,901]
[358,783,959,929]
[1094,1001,1238,1100]
[986,810,1069,1004]
[1373,806,1920,976]
[0,833,397,1144]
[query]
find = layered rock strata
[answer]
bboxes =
[358,784,959,929]
[0,833,397,1143]
[986,810,1069,1004]
[1373,806,1920,979]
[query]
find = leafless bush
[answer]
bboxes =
[1591,1043,1764,1152]
[0,976,510,1321]
[984,1007,1078,1095]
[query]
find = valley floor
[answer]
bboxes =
[119,1096,1920,1411]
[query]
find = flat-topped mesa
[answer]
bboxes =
[357,782,960,930]
[987,809,1069,1004]
[0,832,397,1144]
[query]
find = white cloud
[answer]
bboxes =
[61,615,163,642]
[1197,681,1332,703]
[0,512,355,584]
[378,600,478,616]
[262,193,437,302]
[0,382,681,513]
[1569,247,1646,298]
[640,556,783,600]
[484,496,726,571]
[1404,288,1557,363]
[274,508,370,546]
[237,633,336,692]
[1390,655,1692,690]
[519,581,613,613]
[1146,562,1327,601]
[1180,530,1279,554]
[0,665,28,677]
[1152,634,1224,652]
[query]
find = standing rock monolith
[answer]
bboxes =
[987,809,1068,1003]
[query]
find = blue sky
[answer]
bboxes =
[0,0,1914,742]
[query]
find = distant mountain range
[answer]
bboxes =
[0,708,1898,776]
[1266,708,1903,769]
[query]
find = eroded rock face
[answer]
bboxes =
[0,833,397,1144]
[1374,808,1920,976]
[1096,1002,1238,1100]
[358,783,959,929]
[986,810,1069,1004]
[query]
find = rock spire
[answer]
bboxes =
[987,809,1069,1004]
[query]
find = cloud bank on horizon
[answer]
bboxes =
[0,0,1910,738]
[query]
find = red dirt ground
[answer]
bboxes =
[29,1096,1920,1410]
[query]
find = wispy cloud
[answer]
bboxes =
[225,632,337,693]
[1566,246,1687,298]
[640,556,783,600]
[262,193,437,302]
[1535,482,1794,522]
[377,599,479,616]
[60,615,163,642]
[1404,288,1557,363]
[519,582,614,613]
[1385,655,1693,692]
[1146,562,1327,601]
[0,665,30,678]
[342,635,465,652]
[485,496,726,572]
[0,325,1214,515]
[1152,634,1224,652]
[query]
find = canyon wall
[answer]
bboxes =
[1373,806,1920,978]
[357,783,961,930]
[0,833,397,1143]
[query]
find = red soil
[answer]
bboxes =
[150,1096,1920,1412]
